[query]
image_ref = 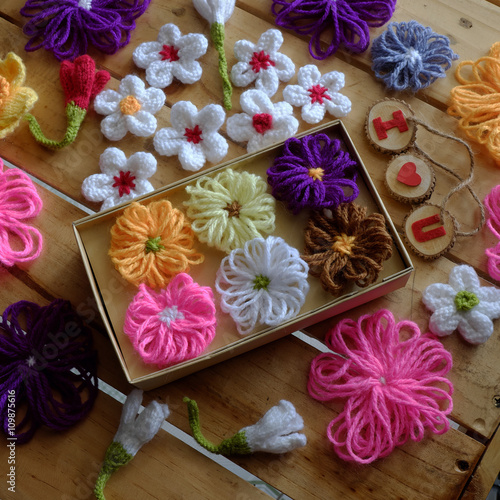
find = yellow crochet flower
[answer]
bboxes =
[0,53,38,139]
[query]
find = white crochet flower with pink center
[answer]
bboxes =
[283,65,351,124]
[153,101,228,171]
[226,89,298,153]
[231,29,295,97]
[81,147,156,211]
[94,75,166,140]
[133,24,208,88]
[422,264,500,344]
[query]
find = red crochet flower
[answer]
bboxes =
[308,309,453,464]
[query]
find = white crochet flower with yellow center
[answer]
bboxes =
[215,236,309,335]
[231,29,295,97]
[184,168,275,252]
[94,74,165,140]
[133,24,208,88]
[422,264,500,344]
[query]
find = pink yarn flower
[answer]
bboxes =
[0,158,43,267]
[308,309,453,464]
[124,273,217,368]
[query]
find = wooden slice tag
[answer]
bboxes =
[385,153,435,204]
[366,99,417,154]
[403,204,457,260]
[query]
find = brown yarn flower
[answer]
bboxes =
[302,203,393,294]
[109,200,204,288]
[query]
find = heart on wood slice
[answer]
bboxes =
[397,162,421,186]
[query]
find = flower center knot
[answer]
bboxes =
[454,290,479,311]
[250,51,275,73]
[120,95,141,115]
[78,0,92,9]
[253,274,271,291]
[405,47,421,64]
[0,76,10,104]
[308,84,331,105]
[184,124,203,144]
[159,45,180,62]
[252,113,273,134]
[112,170,136,197]
[331,233,356,256]
[158,305,184,327]
[308,167,324,181]
[223,200,242,217]
[145,236,165,254]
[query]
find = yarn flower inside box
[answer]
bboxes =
[73,121,412,390]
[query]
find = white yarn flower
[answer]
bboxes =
[231,29,295,97]
[215,236,309,335]
[193,0,236,24]
[154,101,228,171]
[283,65,352,124]
[94,74,166,140]
[226,89,298,153]
[242,400,307,454]
[81,147,156,211]
[133,24,208,88]
[422,264,500,344]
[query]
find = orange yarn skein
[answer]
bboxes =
[109,200,204,288]
[448,42,500,165]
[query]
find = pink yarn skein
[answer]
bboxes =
[308,309,453,464]
[0,158,43,267]
[484,185,500,280]
[124,273,217,368]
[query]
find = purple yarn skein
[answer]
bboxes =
[20,0,151,61]
[0,299,98,444]
[267,133,359,214]
[271,0,397,60]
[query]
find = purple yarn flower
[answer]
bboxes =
[271,0,397,60]
[0,299,98,443]
[267,133,359,214]
[20,0,151,61]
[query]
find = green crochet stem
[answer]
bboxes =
[210,22,232,110]
[94,441,133,500]
[25,101,87,149]
[184,397,251,455]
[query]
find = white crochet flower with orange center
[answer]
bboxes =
[133,24,208,88]
[231,29,295,97]
[94,74,165,140]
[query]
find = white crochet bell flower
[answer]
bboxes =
[283,65,352,124]
[215,236,309,336]
[81,147,156,211]
[231,29,295,97]
[422,264,500,344]
[153,101,228,172]
[226,89,298,153]
[94,75,166,141]
[133,24,208,88]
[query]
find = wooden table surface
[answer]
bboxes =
[1,0,500,499]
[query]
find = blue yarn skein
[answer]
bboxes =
[371,20,459,92]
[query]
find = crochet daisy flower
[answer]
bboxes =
[81,147,156,211]
[215,236,309,335]
[231,29,295,97]
[226,89,298,153]
[20,0,151,61]
[0,53,38,139]
[154,101,228,172]
[422,265,500,344]
[124,274,217,368]
[302,204,393,294]
[283,65,351,124]
[133,24,208,88]
[267,133,359,214]
[94,75,165,141]
[184,169,276,253]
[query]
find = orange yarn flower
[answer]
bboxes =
[109,200,204,288]
[0,53,38,139]
[448,42,500,165]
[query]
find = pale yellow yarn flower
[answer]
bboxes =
[184,168,276,253]
[0,53,38,139]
